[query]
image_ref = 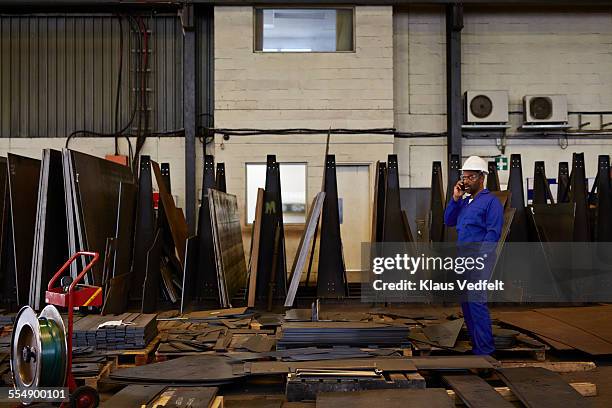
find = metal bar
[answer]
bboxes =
[5,0,612,6]
[183,4,196,235]
[445,4,463,160]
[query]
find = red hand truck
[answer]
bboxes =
[45,251,102,408]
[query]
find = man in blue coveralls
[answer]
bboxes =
[444,156,503,355]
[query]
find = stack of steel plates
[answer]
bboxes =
[278,322,410,348]
[72,313,157,350]
[0,315,13,327]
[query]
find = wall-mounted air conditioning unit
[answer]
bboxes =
[464,91,509,125]
[523,95,568,124]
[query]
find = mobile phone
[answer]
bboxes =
[459,182,466,191]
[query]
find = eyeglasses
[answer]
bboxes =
[460,173,482,182]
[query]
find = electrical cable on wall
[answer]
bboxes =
[113,14,124,156]
[65,12,188,174]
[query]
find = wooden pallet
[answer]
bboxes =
[495,346,546,361]
[111,335,161,368]
[75,361,112,389]
[154,350,217,363]
[411,334,547,361]
[410,340,471,356]
[495,334,548,361]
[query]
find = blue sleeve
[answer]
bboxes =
[444,197,463,227]
[483,197,504,242]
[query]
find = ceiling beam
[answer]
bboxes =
[2,0,612,7]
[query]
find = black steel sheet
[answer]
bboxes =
[557,162,570,203]
[30,149,68,310]
[256,155,287,301]
[317,155,347,298]
[70,150,134,285]
[507,154,528,242]
[131,155,155,299]
[570,152,589,241]
[198,155,218,301]
[371,161,386,243]
[180,236,200,313]
[400,188,431,243]
[7,153,40,305]
[430,161,445,243]
[382,155,412,243]
[142,229,162,313]
[216,162,227,193]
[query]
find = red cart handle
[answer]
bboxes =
[47,251,99,294]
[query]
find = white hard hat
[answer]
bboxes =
[460,156,489,174]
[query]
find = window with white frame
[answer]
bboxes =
[254,8,354,52]
[246,163,307,224]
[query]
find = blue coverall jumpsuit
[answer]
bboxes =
[443,189,503,355]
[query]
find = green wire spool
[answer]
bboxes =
[11,305,67,403]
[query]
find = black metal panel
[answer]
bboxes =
[317,155,347,298]
[30,149,68,310]
[570,153,589,241]
[131,155,155,299]
[7,153,40,306]
[256,155,287,301]
[161,163,172,194]
[371,161,386,243]
[157,163,175,264]
[400,188,431,243]
[184,17,197,235]
[446,154,460,203]
[557,162,570,203]
[216,163,227,193]
[507,154,529,242]
[382,155,412,243]
[69,150,134,286]
[596,155,612,242]
[443,154,461,243]
[180,235,200,313]
[530,204,575,242]
[486,161,500,191]
[113,181,137,278]
[142,229,162,313]
[152,161,188,266]
[102,272,130,315]
[0,158,16,307]
[446,5,463,159]
[533,161,553,205]
[198,155,218,300]
[430,161,445,243]
[62,150,79,280]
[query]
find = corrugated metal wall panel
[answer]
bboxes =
[197,8,214,130]
[0,14,186,138]
[150,15,184,133]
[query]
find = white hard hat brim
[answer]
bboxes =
[460,167,489,175]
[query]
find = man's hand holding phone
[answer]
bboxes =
[453,180,465,201]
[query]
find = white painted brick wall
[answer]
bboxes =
[214,6,395,272]
[394,6,612,189]
[463,8,612,112]
[214,6,394,128]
